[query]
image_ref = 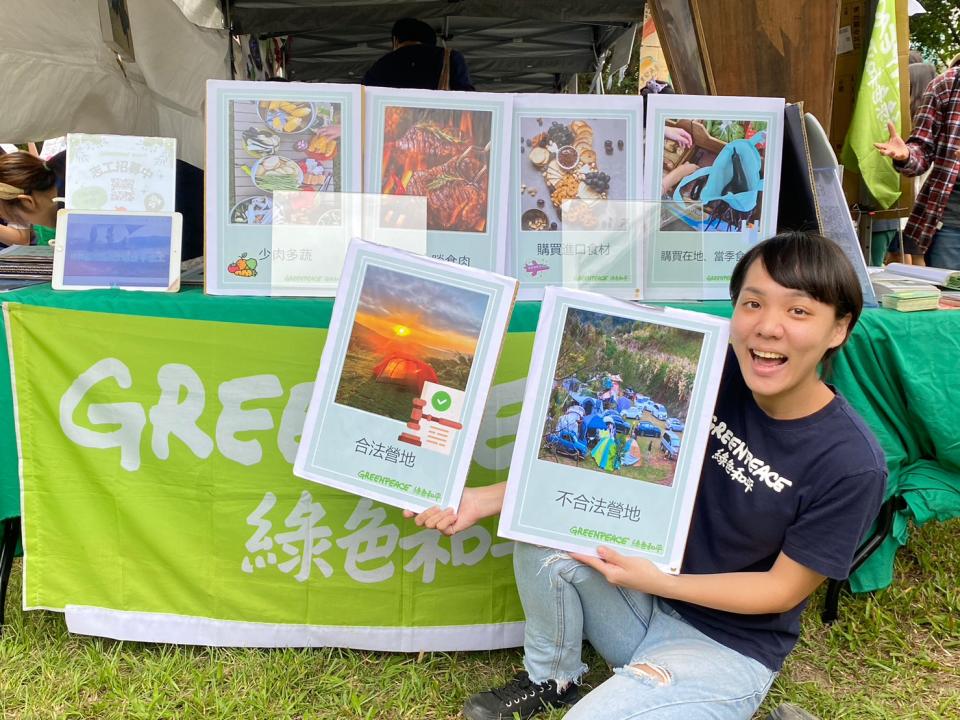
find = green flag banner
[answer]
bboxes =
[7,302,534,649]
[841,0,901,209]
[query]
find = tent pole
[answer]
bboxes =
[222,0,236,80]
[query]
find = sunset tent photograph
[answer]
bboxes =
[334,263,489,422]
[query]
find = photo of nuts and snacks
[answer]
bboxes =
[230,98,343,223]
[519,116,627,232]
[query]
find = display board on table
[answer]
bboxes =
[199,81,798,301]
[642,94,785,300]
[498,288,729,573]
[204,80,363,296]
[363,88,514,274]
[507,94,645,299]
[804,113,878,307]
[294,241,518,513]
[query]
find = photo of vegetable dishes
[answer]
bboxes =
[230,98,344,223]
[230,196,272,225]
[258,100,314,134]
[252,155,303,192]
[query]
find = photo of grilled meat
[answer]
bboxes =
[406,147,489,232]
[394,124,471,165]
[380,106,493,233]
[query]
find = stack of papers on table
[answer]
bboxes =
[939,291,960,309]
[870,273,940,298]
[883,263,960,290]
[0,245,53,284]
[880,290,941,312]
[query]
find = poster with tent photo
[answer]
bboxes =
[499,287,729,573]
[642,95,784,300]
[363,87,513,273]
[294,239,517,513]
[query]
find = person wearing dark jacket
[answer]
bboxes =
[362,18,474,91]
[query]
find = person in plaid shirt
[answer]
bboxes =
[876,66,960,269]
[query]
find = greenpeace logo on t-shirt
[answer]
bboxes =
[709,416,793,494]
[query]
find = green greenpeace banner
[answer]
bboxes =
[841,0,901,209]
[8,303,534,649]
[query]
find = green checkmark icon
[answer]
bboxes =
[431,391,452,412]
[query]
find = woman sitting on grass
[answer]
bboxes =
[411,230,887,720]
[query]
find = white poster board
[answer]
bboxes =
[65,133,176,212]
[643,95,784,300]
[508,94,645,299]
[499,287,729,573]
[294,239,518,513]
[204,80,362,296]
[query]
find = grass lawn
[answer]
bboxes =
[1,518,958,719]
[541,446,673,485]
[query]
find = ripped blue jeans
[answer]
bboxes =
[515,543,776,719]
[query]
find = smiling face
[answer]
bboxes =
[731,259,851,420]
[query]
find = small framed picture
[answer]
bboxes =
[66,134,177,212]
[52,210,182,292]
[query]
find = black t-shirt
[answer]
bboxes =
[362,45,475,91]
[667,348,887,671]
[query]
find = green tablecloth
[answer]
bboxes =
[1,285,957,592]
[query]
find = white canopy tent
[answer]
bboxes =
[0,0,643,165]
[0,0,230,167]
[230,0,640,92]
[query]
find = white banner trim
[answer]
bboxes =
[65,605,525,652]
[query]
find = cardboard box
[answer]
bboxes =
[830,0,868,157]
[837,0,867,55]
[639,47,671,86]
[639,4,671,85]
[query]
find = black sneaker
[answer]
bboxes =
[766,704,821,720]
[462,671,580,720]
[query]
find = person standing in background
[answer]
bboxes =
[874,57,937,265]
[362,18,475,92]
[876,64,960,269]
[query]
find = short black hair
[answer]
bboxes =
[729,231,863,360]
[391,18,437,46]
